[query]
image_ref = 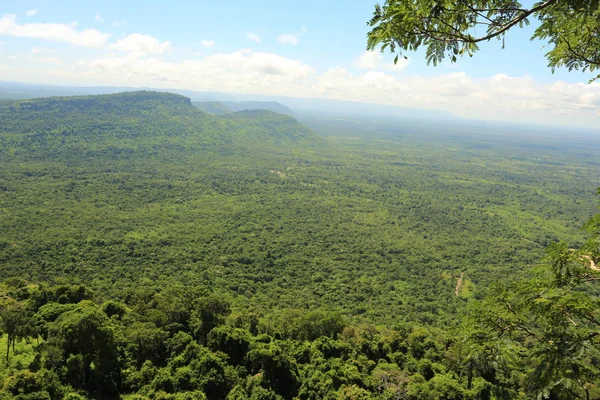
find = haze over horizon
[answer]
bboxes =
[1,0,599,129]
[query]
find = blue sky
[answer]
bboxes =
[1,0,599,128]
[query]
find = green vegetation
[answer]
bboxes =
[191,100,296,117]
[0,91,598,398]
[193,102,232,115]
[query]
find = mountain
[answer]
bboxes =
[222,101,295,116]
[0,81,219,101]
[0,80,457,123]
[0,91,320,161]
[222,109,317,144]
[0,91,231,160]
[9,81,597,133]
[193,101,232,115]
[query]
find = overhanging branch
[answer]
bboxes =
[426,0,558,44]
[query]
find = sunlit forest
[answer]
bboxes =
[0,91,598,399]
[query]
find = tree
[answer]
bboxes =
[367,0,600,80]
[470,239,600,399]
[46,300,121,396]
[0,300,30,362]
[192,295,231,342]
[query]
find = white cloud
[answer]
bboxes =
[354,50,409,72]
[18,48,597,127]
[201,40,216,48]
[25,10,38,17]
[278,34,298,45]
[579,92,600,106]
[312,68,600,126]
[81,50,314,95]
[109,33,171,56]
[355,51,380,70]
[245,32,261,43]
[0,14,110,48]
[385,57,410,72]
[95,14,104,23]
[113,20,127,27]
[29,56,62,65]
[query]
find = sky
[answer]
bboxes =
[0,0,599,128]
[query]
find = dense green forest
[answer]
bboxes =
[0,92,598,399]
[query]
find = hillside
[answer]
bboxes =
[223,109,319,144]
[192,101,232,115]
[0,92,319,161]
[223,100,295,116]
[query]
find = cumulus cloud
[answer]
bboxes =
[201,40,216,47]
[26,10,38,17]
[354,51,380,70]
[109,34,171,56]
[579,92,600,106]
[278,34,298,45]
[70,50,593,123]
[0,14,110,48]
[80,50,313,95]
[245,32,261,43]
[29,56,62,65]
[95,14,104,23]
[354,51,409,72]
[313,68,600,125]
[0,15,171,58]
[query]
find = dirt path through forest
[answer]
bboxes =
[455,272,464,297]
[582,255,599,271]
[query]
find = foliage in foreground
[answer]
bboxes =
[367,0,600,80]
[0,215,598,400]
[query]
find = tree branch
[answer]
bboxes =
[430,0,558,44]
[561,34,600,68]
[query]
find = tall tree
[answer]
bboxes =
[471,222,600,399]
[46,300,121,396]
[0,299,29,362]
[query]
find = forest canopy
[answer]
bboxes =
[0,92,598,398]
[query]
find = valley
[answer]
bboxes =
[0,93,598,325]
[0,91,598,399]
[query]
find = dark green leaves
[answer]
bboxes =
[367,0,600,79]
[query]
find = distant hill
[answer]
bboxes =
[223,109,319,144]
[0,91,320,161]
[7,90,192,115]
[222,101,295,116]
[192,101,232,115]
[0,81,219,101]
[0,81,456,124]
